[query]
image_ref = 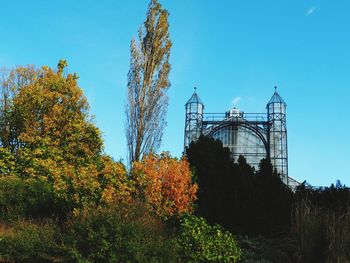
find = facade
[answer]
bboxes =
[184,87,295,187]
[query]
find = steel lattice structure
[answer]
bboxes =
[184,87,292,187]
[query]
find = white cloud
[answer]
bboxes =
[231,97,241,106]
[306,7,316,16]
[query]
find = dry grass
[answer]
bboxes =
[291,200,327,262]
[327,210,350,263]
[0,221,13,236]
[292,200,350,263]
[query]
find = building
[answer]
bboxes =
[184,87,298,188]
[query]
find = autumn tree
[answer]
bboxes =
[0,61,133,207]
[132,152,197,219]
[125,0,172,167]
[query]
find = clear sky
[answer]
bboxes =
[1,0,349,187]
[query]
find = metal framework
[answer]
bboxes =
[184,88,204,149]
[184,87,290,186]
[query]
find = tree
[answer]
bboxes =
[132,152,197,219]
[0,65,38,151]
[6,61,103,188]
[186,136,293,235]
[186,136,235,227]
[252,158,293,234]
[125,0,172,167]
[0,61,133,207]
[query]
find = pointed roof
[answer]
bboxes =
[185,87,204,105]
[267,87,286,106]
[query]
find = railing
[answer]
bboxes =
[203,112,268,123]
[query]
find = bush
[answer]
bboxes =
[0,176,65,221]
[237,235,296,263]
[0,219,64,262]
[132,152,198,219]
[177,214,242,262]
[62,201,179,263]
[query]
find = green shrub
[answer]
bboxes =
[236,235,296,263]
[177,214,242,262]
[0,219,64,262]
[0,176,65,221]
[62,201,179,263]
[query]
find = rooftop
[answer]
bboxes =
[186,87,204,105]
[267,87,286,106]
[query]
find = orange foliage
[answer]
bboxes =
[133,152,198,218]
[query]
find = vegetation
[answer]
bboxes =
[177,214,242,262]
[186,135,293,235]
[0,202,179,263]
[1,62,349,262]
[187,136,350,262]
[125,0,172,166]
[0,60,242,262]
[0,176,62,221]
[291,184,350,262]
[0,1,349,262]
[0,219,64,263]
[132,152,197,219]
[62,201,178,263]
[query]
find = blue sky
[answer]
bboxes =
[1,0,349,186]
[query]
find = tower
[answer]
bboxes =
[267,87,288,184]
[184,88,204,150]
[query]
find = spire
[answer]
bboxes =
[185,87,203,105]
[267,86,286,106]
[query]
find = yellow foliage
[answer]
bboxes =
[0,61,133,207]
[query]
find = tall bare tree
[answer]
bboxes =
[125,0,172,166]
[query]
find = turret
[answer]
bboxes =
[267,87,288,184]
[184,87,204,150]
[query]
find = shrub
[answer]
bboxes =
[237,235,296,263]
[177,214,242,262]
[0,176,65,221]
[132,152,197,219]
[0,219,64,263]
[62,200,179,263]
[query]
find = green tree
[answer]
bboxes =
[0,65,38,152]
[0,147,14,174]
[253,158,293,234]
[186,136,293,235]
[125,0,172,166]
[0,176,60,220]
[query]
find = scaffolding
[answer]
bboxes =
[184,87,290,186]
